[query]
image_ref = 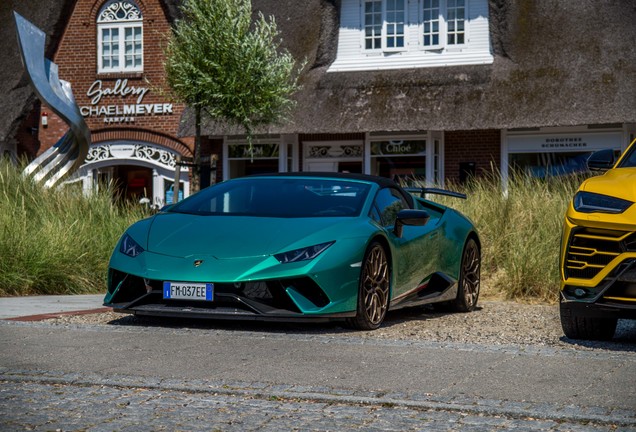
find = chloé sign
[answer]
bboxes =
[79,79,174,124]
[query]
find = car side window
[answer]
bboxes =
[373,188,409,227]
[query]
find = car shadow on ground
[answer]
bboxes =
[559,319,636,352]
[102,304,479,335]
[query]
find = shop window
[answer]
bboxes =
[304,141,363,173]
[227,142,280,179]
[97,0,143,73]
[370,139,426,186]
[509,152,593,178]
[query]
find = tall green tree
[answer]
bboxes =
[165,0,303,192]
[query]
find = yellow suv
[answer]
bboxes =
[560,138,636,340]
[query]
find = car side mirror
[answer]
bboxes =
[394,210,430,238]
[587,149,616,171]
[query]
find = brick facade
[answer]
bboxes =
[37,0,189,157]
[444,130,501,182]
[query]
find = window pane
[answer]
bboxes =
[457,34,464,44]
[396,36,404,47]
[423,0,440,47]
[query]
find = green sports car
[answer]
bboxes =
[105,173,481,329]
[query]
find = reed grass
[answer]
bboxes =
[431,171,585,302]
[0,160,148,296]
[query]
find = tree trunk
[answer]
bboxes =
[191,105,202,193]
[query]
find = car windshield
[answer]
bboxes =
[618,145,636,168]
[168,177,371,218]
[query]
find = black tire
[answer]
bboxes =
[346,242,390,330]
[452,238,481,312]
[560,299,617,341]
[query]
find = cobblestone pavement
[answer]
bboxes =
[1,371,635,431]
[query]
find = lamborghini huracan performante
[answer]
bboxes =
[105,173,481,330]
[560,138,636,340]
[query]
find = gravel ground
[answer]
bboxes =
[43,301,636,351]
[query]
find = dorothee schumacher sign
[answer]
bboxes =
[79,79,174,124]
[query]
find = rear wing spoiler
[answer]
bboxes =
[404,187,467,200]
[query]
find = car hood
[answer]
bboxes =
[580,167,636,202]
[144,212,358,259]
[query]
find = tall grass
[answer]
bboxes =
[432,171,585,302]
[0,160,148,296]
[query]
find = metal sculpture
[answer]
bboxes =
[14,12,90,188]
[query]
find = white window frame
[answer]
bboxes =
[361,0,408,53]
[97,1,143,74]
[421,0,468,51]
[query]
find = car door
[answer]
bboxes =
[371,188,440,299]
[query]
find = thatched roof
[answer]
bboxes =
[180,0,636,137]
[2,0,634,145]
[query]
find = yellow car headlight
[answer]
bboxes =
[573,191,633,214]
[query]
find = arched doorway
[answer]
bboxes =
[69,141,189,207]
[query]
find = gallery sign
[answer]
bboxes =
[79,79,174,124]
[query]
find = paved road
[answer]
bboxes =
[1,320,635,430]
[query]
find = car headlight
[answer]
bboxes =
[274,241,334,264]
[120,234,144,257]
[573,191,633,214]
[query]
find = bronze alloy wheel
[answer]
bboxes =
[348,242,390,330]
[456,238,481,312]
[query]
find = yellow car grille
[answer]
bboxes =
[565,228,635,280]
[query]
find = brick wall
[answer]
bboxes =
[37,0,190,156]
[444,130,500,182]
